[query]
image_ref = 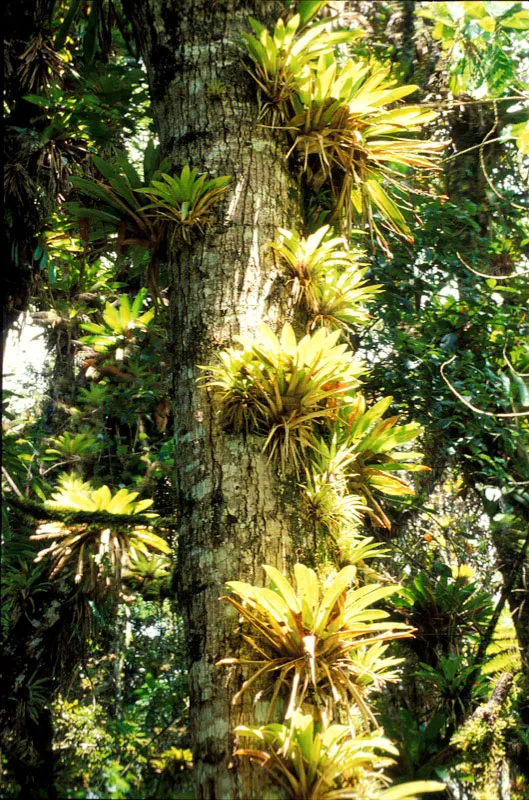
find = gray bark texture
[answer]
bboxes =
[124,2,305,797]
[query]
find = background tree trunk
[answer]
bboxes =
[125,2,305,796]
[3,0,55,348]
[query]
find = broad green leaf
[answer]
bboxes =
[314,565,357,634]
[263,564,301,613]
[501,10,529,29]
[477,16,495,33]
[379,781,446,799]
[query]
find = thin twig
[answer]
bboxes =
[503,344,529,377]
[40,459,77,477]
[440,356,529,418]
[443,135,506,163]
[2,466,22,497]
[412,94,529,110]
[478,99,526,211]
[457,251,529,280]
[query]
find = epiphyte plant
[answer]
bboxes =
[31,473,169,589]
[136,165,231,244]
[240,8,363,120]
[199,322,366,473]
[68,153,231,262]
[241,11,446,250]
[235,711,445,800]
[79,288,155,353]
[218,562,412,725]
[309,393,429,529]
[270,225,381,330]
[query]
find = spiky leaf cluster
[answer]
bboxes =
[307,395,429,529]
[199,322,366,472]
[271,225,381,330]
[240,11,362,121]
[31,474,169,590]
[236,712,444,800]
[136,166,231,244]
[241,16,445,249]
[219,562,412,725]
[79,288,155,354]
[44,431,103,461]
[68,153,231,262]
[201,321,428,528]
[392,569,494,664]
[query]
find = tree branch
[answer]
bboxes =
[3,492,175,529]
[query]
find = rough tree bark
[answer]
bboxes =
[124,2,307,797]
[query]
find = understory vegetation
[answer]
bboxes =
[2,1,528,799]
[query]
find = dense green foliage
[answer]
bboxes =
[2,1,528,798]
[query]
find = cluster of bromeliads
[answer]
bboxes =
[196,5,447,799]
[25,3,451,797]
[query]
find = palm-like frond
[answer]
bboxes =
[68,153,159,251]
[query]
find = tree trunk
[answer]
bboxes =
[491,516,529,676]
[3,1,53,348]
[124,2,305,796]
[41,325,78,434]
